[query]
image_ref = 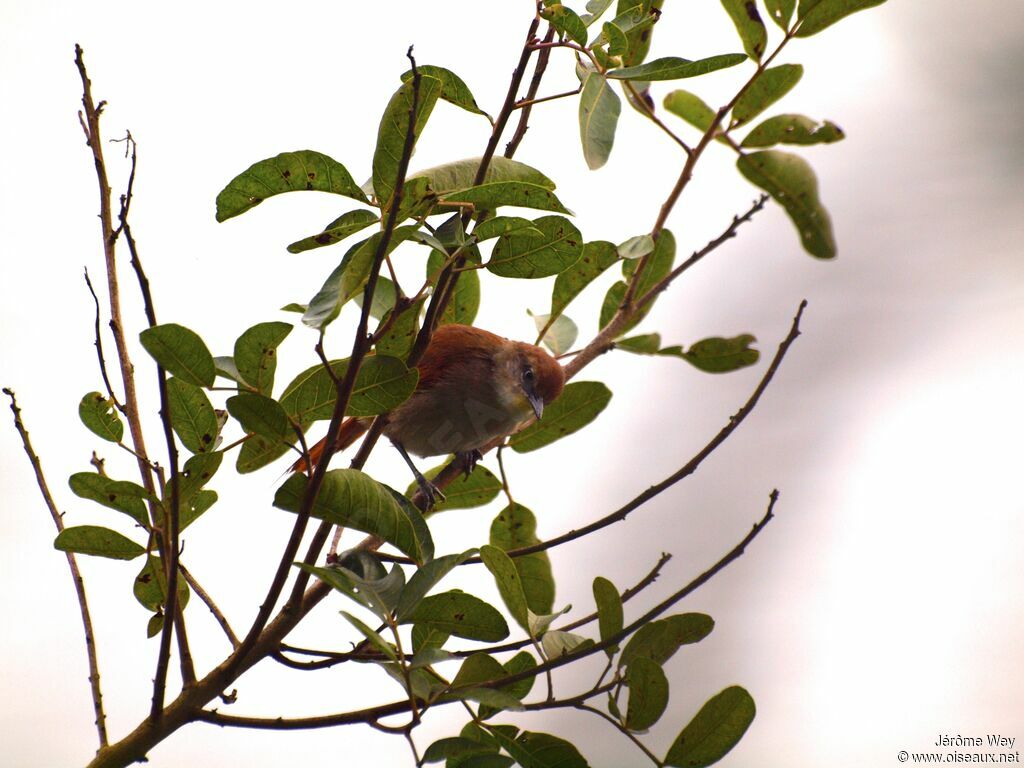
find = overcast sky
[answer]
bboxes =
[2,1,1022,766]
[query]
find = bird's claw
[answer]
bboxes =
[416,476,446,508]
[457,449,482,478]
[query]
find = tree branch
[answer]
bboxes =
[4,388,109,749]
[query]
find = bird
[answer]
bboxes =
[294,324,566,504]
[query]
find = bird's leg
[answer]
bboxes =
[456,449,482,478]
[392,440,446,507]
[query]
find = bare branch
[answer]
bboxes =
[179,564,239,649]
[4,388,109,748]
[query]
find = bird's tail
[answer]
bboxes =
[291,417,370,474]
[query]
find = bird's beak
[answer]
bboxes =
[527,390,544,420]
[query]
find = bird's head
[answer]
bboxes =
[494,341,565,421]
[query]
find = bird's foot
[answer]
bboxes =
[457,449,483,478]
[415,474,447,508]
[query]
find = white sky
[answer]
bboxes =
[2,1,1022,766]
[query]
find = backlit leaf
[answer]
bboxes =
[396,549,478,621]
[215,150,368,222]
[78,392,123,443]
[530,311,578,356]
[133,555,190,612]
[737,150,836,258]
[481,545,530,632]
[626,656,669,730]
[664,686,756,767]
[401,65,491,119]
[720,0,767,60]
[765,0,796,28]
[275,469,433,562]
[741,113,845,147]
[550,240,619,319]
[492,504,555,615]
[446,181,572,215]
[620,613,714,669]
[166,377,219,454]
[663,89,717,133]
[578,70,622,170]
[608,53,747,81]
[488,215,582,279]
[541,3,588,46]
[226,392,290,440]
[592,576,623,655]
[372,74,442,211]
[796,0,886,37]
[405,590,510,642]
[510,381,612,452]
[673,334,760,372]
[139,324,215,388]
[286,208,380,254]
[68,473,152,527]
[54,525,145,560]
[408,156,556,197]
[404,462,502,512]
[732,64,803,126]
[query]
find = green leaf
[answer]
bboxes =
[54,525,145,560]
[737,150,836,258]
[796,0,886,37]
[226,392,290,440]
[488,215,582,279]
[78,392,123,443]
[451,652,507,689]
[602,20,629,56]
[741,113,845,147]
[139,324,215,388]
[541,3,588,45]
[279,354,419,425]
[172,451,223,503]
[69,473,152,527]
[472,216,543,243]
[447,181,572,215]
[510,381,612,453]
[528,604,572,637]
[236,435,287,474]
[286,209,380,254]
[275,469,433,563]
[232,321,292,395]
[530,311,578,356]
[672,334,760,372]
[409,156,556,197]
[396,549,478,622]
[355,276,398,321]
[732,63,803,126]
[166,377,219,454]
[180,489,217,530]
[480,545,530,633]
[404,462,502,512]
[213,355,245,384]
[401,65,490,119]
[578,70,622,170]
[550,240,619,320]
[581,0,616,25]
[614,0,664,66]
[626,656,669,730]
[342,611,399,661]
[423,737,495,764]
[405,590,510,642]
[215,150,368,222]
[477,650,538,720]
[609,53,747,81]
[297,562,396,619]
[541,630,594,660]
[620,613,714,669]
[491,504,555,615]
[663,89,717,132]
[664,686,756,767]
[592,576,623,655]
[720,0,767,60]
[487,729,590,768]
[133,555,191,612]
[765,0,796,29]
[372,74,443,210]
[618,234,655,259]
[376,297,424,359]
[599,229,676,334]
[146,613,163,639]
[616,333,662,354]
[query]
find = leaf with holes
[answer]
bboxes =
[286,208,380,254]
[232,321,292,395]
[765,0,797,28]
[166,377,219,454]
[69,473,153,527]
[741,113,845,148]
[215,150,367,222]
[488,215,582,279]
[78,392,123,443]
[510,381,612,453]
[737,150,836,258]
[133,555,190,612]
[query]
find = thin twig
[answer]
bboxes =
[505,25,556,157]
[179,564,239,649]
[575,703,661,766]
[83,267,122,410]
[195,491,778,730]
[4,388,109,749]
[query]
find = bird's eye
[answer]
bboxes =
[522,367,535,382]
